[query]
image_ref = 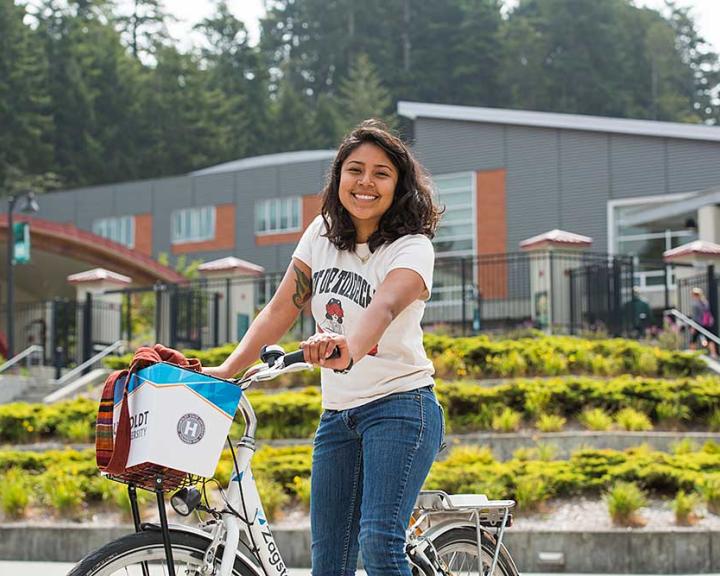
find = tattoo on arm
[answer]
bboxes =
[292,265,312,310]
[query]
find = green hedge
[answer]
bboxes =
[3,376,720,444]
[4,443,720,519]
[103,335,706,381]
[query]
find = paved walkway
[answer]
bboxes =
[4,563,720,576]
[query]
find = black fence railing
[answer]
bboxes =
[0,297,123,371]
[4,251,639,365]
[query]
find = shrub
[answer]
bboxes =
[673,490,700,526]
[42,469,84,515]
[615,408,653,432]
[57,419,94,443]
[290,476,311,511]
[579,408,613,431]
[699,476,720,515]
[536,414,566,433]
[671,438,699,455]
[606,481,647,527]
[491,408,522,433]
[655,401,690,428]
[256,478,290,521]
[535,442,560,462]
[0,468,30,519]
[513,476,548,512]
[709,410,720,432]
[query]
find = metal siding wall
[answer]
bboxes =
[75,187,114,231]
[113,181,153,213]
[609,135,667,199]
[193,172,235,205]
[278,160,326,196]
[667,140,720,194]
[153,177,192,256]
[559,131,610,247]
[505,126,561,250]
[36,190,77,222]
[234,166,278,265]
[413,118,505,174]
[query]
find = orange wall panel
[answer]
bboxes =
[476,170,508,299]
[172,204,235,254]
[133,214,153,256]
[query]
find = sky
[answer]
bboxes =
[156,0,720,53]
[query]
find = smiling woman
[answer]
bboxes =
[204,120,445,575]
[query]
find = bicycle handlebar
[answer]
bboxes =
[282,346,340,366]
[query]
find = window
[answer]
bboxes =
[255,197,301,234]
[92,216,134,248]
[608,195,697,290]
[432,173,475,257]
[171,206,216,243]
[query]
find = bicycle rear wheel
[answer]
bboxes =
[67,529,258,576]
[431,527,519,576]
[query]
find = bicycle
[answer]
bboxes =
[69,345,519,576]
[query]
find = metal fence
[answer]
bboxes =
[3,251,640,365]
[104,251,635,348]
[0,297,123,369]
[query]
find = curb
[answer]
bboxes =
[2,524,719,573]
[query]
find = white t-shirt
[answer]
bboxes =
[292,216,435,410]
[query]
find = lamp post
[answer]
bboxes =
[6,192,39,358]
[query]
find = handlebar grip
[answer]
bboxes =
[283,347,340,366]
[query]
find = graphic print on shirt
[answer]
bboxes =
[313,267,378,355]
[323,298,344,334]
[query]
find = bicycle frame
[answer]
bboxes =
[122,353,516,576]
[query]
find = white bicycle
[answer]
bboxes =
[69,346,519,576]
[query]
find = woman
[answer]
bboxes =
[205,120,444,575]
[690,287,717,358]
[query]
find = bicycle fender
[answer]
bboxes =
[421,519,521,575]
[141,522,264,576]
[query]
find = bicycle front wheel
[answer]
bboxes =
[431,527,519,576]
[67,529,258,576]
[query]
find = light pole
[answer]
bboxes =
[6,192,39,359]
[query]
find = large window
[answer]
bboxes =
[432,173,475,257]
[609,195,697,289]
[255,197,301,234]
[92,216,134,248]
[171,206,216,244]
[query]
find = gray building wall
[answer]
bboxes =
[37,158,333,275]
[36,115,720,278]
[413,117,720,252]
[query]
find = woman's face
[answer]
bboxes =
[338,142,399,239]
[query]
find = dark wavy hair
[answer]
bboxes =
[320,119,442,252]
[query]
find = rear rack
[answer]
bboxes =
[415,490,515,527]
[106,465,201,492]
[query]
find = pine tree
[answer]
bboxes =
[0,0,54,195]
[336,54,396,136]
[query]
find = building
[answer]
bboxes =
[2,102,720,354]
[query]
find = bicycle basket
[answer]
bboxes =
[107,362,242,489]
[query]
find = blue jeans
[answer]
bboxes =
[310,385,444,576]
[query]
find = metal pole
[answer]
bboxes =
[709,265,718,337]
[6,195,17,358]
[82,292,92,373]
[460,258,467,336]
[125,292,132,345]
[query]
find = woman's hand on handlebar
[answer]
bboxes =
[300,333,352,371]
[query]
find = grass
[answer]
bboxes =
[536,413,566,433]
[578,408,613,431]
[606,481,647,527]
[491,408,522,433]
[673,490,701,526]
[615,408,653,432]
[0,468,30,519]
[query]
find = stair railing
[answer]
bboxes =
[664,308,720,349]
[0,345,44,375]
[53,340,125,387]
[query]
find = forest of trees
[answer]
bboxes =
[1,0,719,195]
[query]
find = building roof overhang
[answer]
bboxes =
[619,186,720,228]
[192,150,337,176]
[397,101,720,143]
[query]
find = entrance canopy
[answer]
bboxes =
[0,215,184,303]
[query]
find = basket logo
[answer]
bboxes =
[177,413,205,444]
